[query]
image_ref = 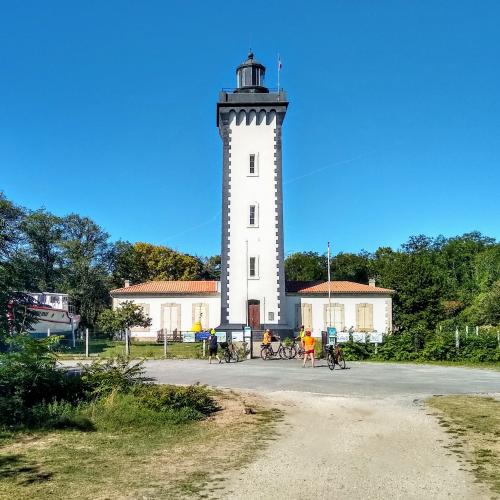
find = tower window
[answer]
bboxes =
[249,154,255,174]
[249,257,258,278]
[249,205,256,226]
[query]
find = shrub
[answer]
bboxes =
[79,356,150,398]
[133,384,219,418]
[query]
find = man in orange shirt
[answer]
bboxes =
[303,331,315,368]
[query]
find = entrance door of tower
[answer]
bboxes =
[247,300,260,330]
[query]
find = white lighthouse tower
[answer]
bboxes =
[217,52,289,333]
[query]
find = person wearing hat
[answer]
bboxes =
[302,330,316,368]
[208,329,221,364]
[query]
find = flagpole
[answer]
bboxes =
[327,241,332,327]
[277,53,281,93]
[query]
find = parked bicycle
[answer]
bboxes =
[260,336,289,360]
[220,341,240,363]
[325,343,346,370]
[287,337,305,359]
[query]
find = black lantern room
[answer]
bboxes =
[235,52,268,93]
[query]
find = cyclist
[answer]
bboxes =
[302,330,316,368]
[298,325,306,348]
[262,329,272,346]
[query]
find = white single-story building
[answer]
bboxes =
[110,279,393,340]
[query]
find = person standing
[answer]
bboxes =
[208,330,221,364]
[302,331,316,368]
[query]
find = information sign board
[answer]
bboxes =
[336,331,350,343]
[231,331,243,342]
[353,332,366,343]
[183,332,196,343]
[196,332,211,341]
[215,331,227,342]
[369,332,383,344]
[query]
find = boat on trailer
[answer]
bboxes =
[26,292,81,335]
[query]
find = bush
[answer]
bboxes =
[133,384,219,418]
[0,335,86,426]
[79,356,150,398]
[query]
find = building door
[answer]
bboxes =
[247,300,260,330]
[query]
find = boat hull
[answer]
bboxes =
[28,306,81,334]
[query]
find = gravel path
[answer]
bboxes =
[219,392,489,500]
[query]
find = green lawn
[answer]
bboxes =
[56,340,203,359]
[0,392,279,499]
[427,395,500,495]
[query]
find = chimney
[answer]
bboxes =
[124,280,130,288]
[369,278,376,287]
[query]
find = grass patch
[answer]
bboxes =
[427,395,500,494]
[0,390,279,499]
[56,340,203,359]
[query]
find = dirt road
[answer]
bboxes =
[218,392,489,499]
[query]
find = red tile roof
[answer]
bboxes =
[111,281,219,295]
[286,281,394,294]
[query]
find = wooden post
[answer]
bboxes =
[125,328,130,356]
[476,326,479,336]
[455,327,459,349]
[465,325,469,339]
[85,328,89,358]
[47,327,51,337]
[203,339,206,358]
[164,330,167,358]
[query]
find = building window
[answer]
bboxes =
[249,154,255,174]
[249,205,256,226]
[249,256,258,278]
[268,312,274,321]
[356,303,374,332]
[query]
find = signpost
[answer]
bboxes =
[327,327,337,345]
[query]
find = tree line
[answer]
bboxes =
[1,192,499,334]
[0,193,220,331]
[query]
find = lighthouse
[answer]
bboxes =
[217,52,289,332]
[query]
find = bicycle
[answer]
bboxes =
[260,337,289,360]
[221,341,240,363]
[325,344,346,370]
[287,337,305,359]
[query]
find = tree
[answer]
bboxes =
[201,255,221,280]
[97,301,152,339]
[110,242,204,287]
[285,252,327,281]
[331,252,371,283]
[16,209,64,291]
[59,214,112,328]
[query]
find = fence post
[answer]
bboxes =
[497,331,500,349]
[465,325,468,339]
[202,339,206,358]
[164,330,167,358]
[47,327,50,338]
[85,328,89,358]
[476,326,479,336]
[125,328,130,356]
[455,327,459,349]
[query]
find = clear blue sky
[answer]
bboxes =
[1,1,499,257]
